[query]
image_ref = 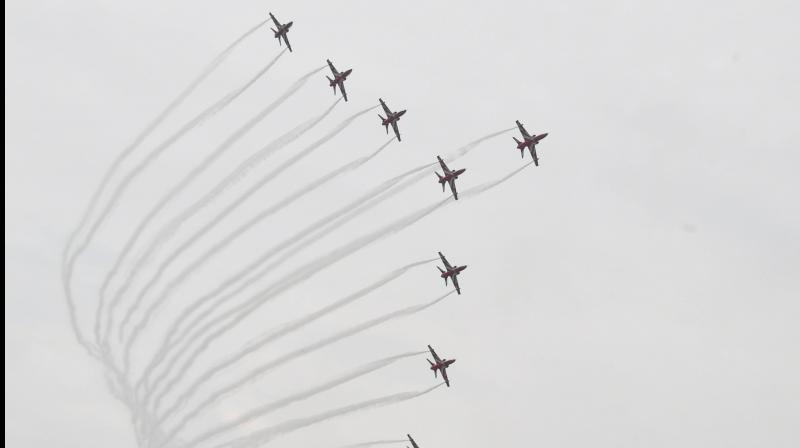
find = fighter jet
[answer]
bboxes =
[513,120,548,166]
[326,59,352,102]
[378,98,406,141]
[437,251,467,295]
[268,13,293,52]
[435,156,466,200]
[407,434,421,448]
[427,344,456,387]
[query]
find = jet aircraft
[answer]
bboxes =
[326,59,353,102]
[427,344,456,387]
[437,251,467,295]
[435,156,466,200]
[268,13,293,52]
[513,120,548,165]
[378,98,406,141]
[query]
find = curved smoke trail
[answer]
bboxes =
[133,140,422,403]
[102,65,328,348]
[61,19,268,357]
[140,129,514,400]
[163,352,426,448]
[335,442,407,448]
[93,49,287,345]
[148,161,530,412]
[122,137,395,374]
[117,104,375,368]
[153,288,453,434]
[152,265,443,432]
[216,383,447,448]
[139,163,435,403]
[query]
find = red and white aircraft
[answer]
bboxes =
[435,156,466,200]
[437,251,467,295]
[513,120,548,166]
[427,344,456,387]
[268,13,293,52]
[326,59,352,102]
[378,98,406,141]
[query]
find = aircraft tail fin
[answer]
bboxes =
[436,172,445,190]
[327,76,336,93]
[428,359,438,377]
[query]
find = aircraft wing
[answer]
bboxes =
[427,345,443,364]
[379,98,392,115]
[436,156,451,175]
[339,80,348,102]
[530,147,539,166]
[407,435,420,448]
[516,120,531,139]
[282,34,292,52]
[438,252,453,270]
[269,13,281,27]
[452,274,461,295]
[441,366,451,387]
[448,178,458,200]
[327,59,339,75]
[391,121,401,141]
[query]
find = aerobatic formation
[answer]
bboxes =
[59,10,553,448]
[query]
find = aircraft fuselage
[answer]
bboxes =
[517,133,548,150]
[329,69,352,86]
[274,22,292,37]
[430,359,456,372]
[381,109,406,126]
[441,265,467,280]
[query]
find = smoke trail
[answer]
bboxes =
[216,383,446,448]
[335,442,407,448]
[143,195,447,413]
[117,104,376,356]
[140,129,512,397]
[122,137,395,370]
[102,65,330,346]
[92,50,287,345]
[149,160,529,407]
[165,352,426,448]
[156,290,454,434]
[61,20,268,356]
[64,19,266,262]
[153,264,442,428]
[119,100,342,376]
[134,143,418,401]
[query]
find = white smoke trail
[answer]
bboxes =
[122,137,395,373]
[119,106,379,355]
[216,383,447,448]
[134,143,419,402]
[61,20,268,357]
[92,49,288,346]
[143,195,447,414]
[102,64,328,348]
[148,161,530,410]
[334,442,407,448]
[140,129,513,399]
[155,290,454,436]
[163,352,426,448]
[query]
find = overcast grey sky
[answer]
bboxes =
[6,0,800,447]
